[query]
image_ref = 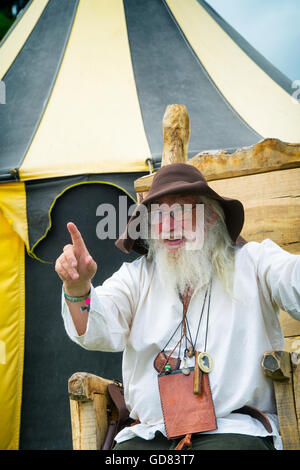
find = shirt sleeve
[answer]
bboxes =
[61,259,143,352]
[246,239,300,321]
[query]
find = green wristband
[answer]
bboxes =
[63,287,90,302]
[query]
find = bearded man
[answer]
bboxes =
[56,163,300,451]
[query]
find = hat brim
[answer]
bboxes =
[115,181,244,254]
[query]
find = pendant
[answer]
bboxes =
[187,346,195,358]
[193,352,203,395]
[182,357,190,375]
[154,352,180,373]
[197,352,213,373]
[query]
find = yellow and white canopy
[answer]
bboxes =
[0,0,299,183]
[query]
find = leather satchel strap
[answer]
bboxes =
[107,382,130,427]
[102,422,118,450]
[101,382,132,450]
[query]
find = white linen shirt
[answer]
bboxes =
[62,239,300,450]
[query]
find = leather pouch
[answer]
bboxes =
[158,367,217,439]
[153,351,181,373]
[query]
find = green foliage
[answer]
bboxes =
[0,10,14,41]
[0,2,31,42]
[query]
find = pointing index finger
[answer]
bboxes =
[67,222,87,252]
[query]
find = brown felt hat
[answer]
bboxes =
[115,163,244,255]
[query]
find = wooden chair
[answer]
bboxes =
[68,105,300,450]
[68,350,300,450]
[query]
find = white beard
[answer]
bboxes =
[147,232,215,296]
[146,214,236,297]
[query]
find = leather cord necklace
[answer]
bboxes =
[154,279,212,375]
[180,282,210,355]
[180,279,212,375]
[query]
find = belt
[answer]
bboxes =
[232,405,273,433]
[175,405,273,450]
[102,382,273,450]
[127,406,272,434]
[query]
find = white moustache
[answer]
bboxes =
[159,230,197,241]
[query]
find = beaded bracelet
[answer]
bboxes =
[63,287,90,302]
[63,287,91,314]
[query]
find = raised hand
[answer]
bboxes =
[55,222,97,296]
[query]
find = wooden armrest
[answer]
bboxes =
[262,351,300,450]
[68,372,116,450]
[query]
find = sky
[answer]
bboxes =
[206,0,300,82]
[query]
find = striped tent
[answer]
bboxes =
[0,0,299,450]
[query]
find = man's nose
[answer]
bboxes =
[160,213,176,233]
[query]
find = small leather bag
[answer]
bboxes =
[157,366,217,439]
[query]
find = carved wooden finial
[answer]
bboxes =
[134,104,190,200]
[161,104,190,166]
[262,351,292,381]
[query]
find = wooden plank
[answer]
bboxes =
[190,138,300,182]
[136,170,300,249]
[69,398,99,450]
[69,392,112,450]
[284,339,300,445]
[281,312,300,338]
[208,167,300,253]
[262,350,300,450]
[69,399,81,450]
[284,336,300,353]
[134,138,300,193]
[93,393,109,449]
[68,372,114,450]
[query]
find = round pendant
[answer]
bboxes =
[182,367,191,376]
[197,352,213,373]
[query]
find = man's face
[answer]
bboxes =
[146,194,232,295]
[149,193,202,253]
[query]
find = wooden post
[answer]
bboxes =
[161,104,190,166]
[135,104,190,202]
[291,351,300,442]
[68,372,115,450]
[262,351,300,450]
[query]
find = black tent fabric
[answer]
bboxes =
[21,181,139,449]
[25,172,143,254]
[124,0,262,167]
